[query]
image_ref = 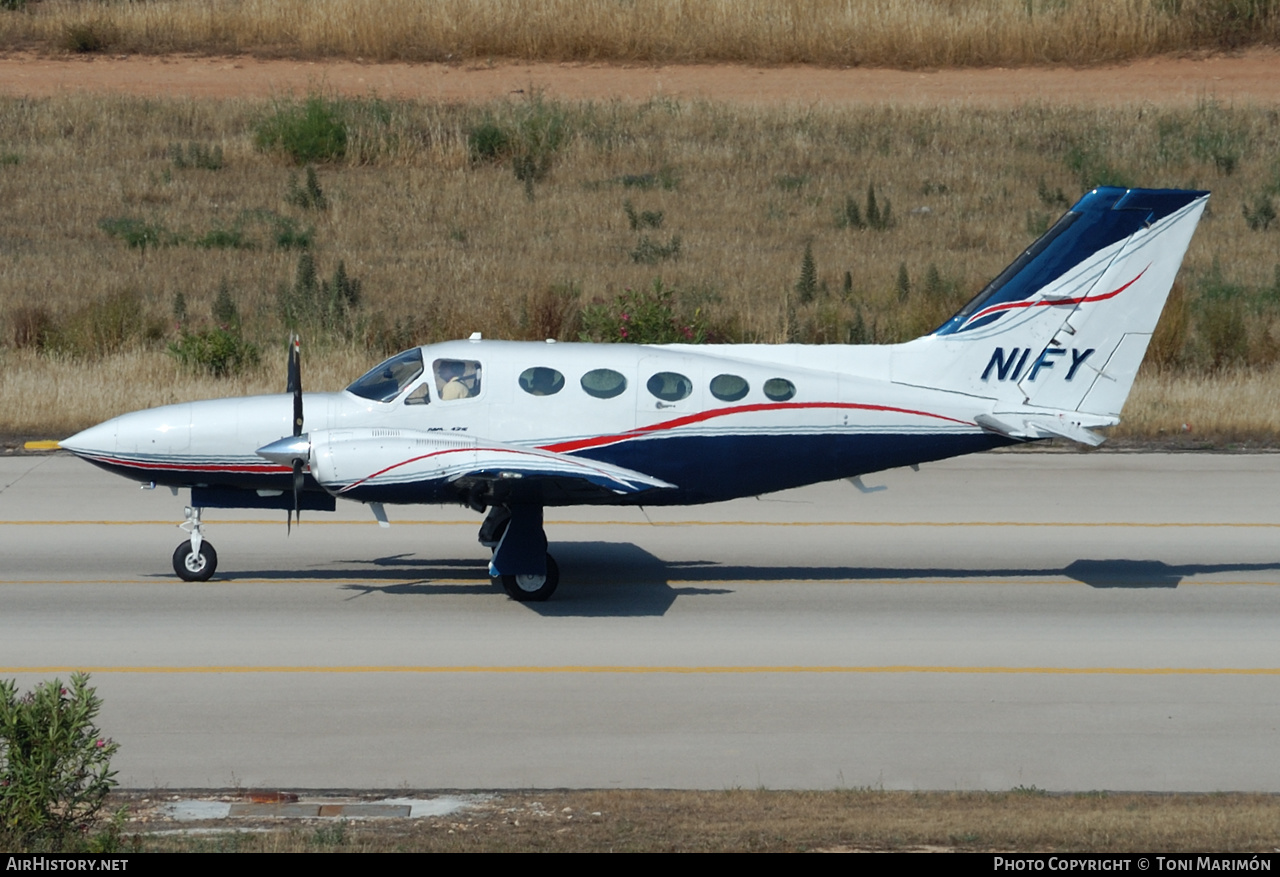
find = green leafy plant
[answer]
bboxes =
[42,289,163,359]
[278,253,363,334]
[287,166,328,210]
[795,242,819,304]
[467,121,511,164]
[623,199,664,230]
[254,96,348,165]
[194,224,248,250]
[98,216,175,250]
[629,234,682,264]
[1243,193,1275,231]
[579,279,707,344]
[836,196,864,229]
[62,22,109,53]
[1036,177,1069,208]
[866,183,894,230]
[168,327,260,377]
[211,279,241,330]
[614,167,679,190]
[0,674,119,848]
[168,142,224,171]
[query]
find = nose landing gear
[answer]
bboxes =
[173,505,217,581]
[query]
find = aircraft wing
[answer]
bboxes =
[261,428,675,507]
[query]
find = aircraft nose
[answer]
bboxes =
[61,420,118,458]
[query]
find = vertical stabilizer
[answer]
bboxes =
[891,188,1207,423]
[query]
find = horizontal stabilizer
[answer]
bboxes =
[974,411,1117,447]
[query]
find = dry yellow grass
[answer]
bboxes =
[2,0,1276,66]
[119,789,1280,852]
[2,94,1279,439]
[1118,367,1280,444]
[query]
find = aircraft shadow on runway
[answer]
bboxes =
[204,542,1280,617]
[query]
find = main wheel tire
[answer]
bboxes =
[172,541,217,582]
[499,553,559,602]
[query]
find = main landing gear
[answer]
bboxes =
[479,504,559,602]
[173,505,217,582]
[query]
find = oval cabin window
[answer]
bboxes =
[646,372,693,402]
[709,374,749,402]
[581,368,628,399]
[519,367,565,396]
[763,377,796,402]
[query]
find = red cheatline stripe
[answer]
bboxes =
[964,265,1148,328]
[541,401,973,453]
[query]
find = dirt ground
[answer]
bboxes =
[3,48,1280,105]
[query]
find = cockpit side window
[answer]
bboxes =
[434,359,482,400]
[346,348,425,403]
[403,383,431,406]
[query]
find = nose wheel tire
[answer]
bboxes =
[498,553,559,602]
[173,541,217,582]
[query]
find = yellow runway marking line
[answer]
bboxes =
[5,520,1280,528]
[2,665,1279,676]
[21,440,60,451]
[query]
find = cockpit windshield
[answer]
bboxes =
[345,348,424,402]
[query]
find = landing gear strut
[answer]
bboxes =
[173,505,217,581]
[481,504,559,602]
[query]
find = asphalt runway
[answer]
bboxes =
[2,451,1279,791]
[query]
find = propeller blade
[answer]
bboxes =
[288,335,304,437]
[290,458,304,534]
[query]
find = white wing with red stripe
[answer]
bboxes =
[298,428,675,502]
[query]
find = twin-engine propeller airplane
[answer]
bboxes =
[61,187,1208,601]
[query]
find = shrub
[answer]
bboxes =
[254,97,348,165]
[98,216,174,250]
[623,199,664,230]
[836,196,864,229]
[866,183,894,231]
[270,214,313,250]
[470,97,571,195]
[62,23,109,53]
[45,289,163,359]
[1243,194,1276,231]
[168,327,259,377]
[0,674,119,848]
[467,121,510,164]
[629,234,681,264]
[615,167,679,190]
[796,242,818,304]
[168,142,224,171]
[523,282,582,341]
[286,166,328,210]
[578,279,706,344]
[194,225,248,249]
[8,305,55,350]
[211,279,241,330]
[278,253,362,335]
